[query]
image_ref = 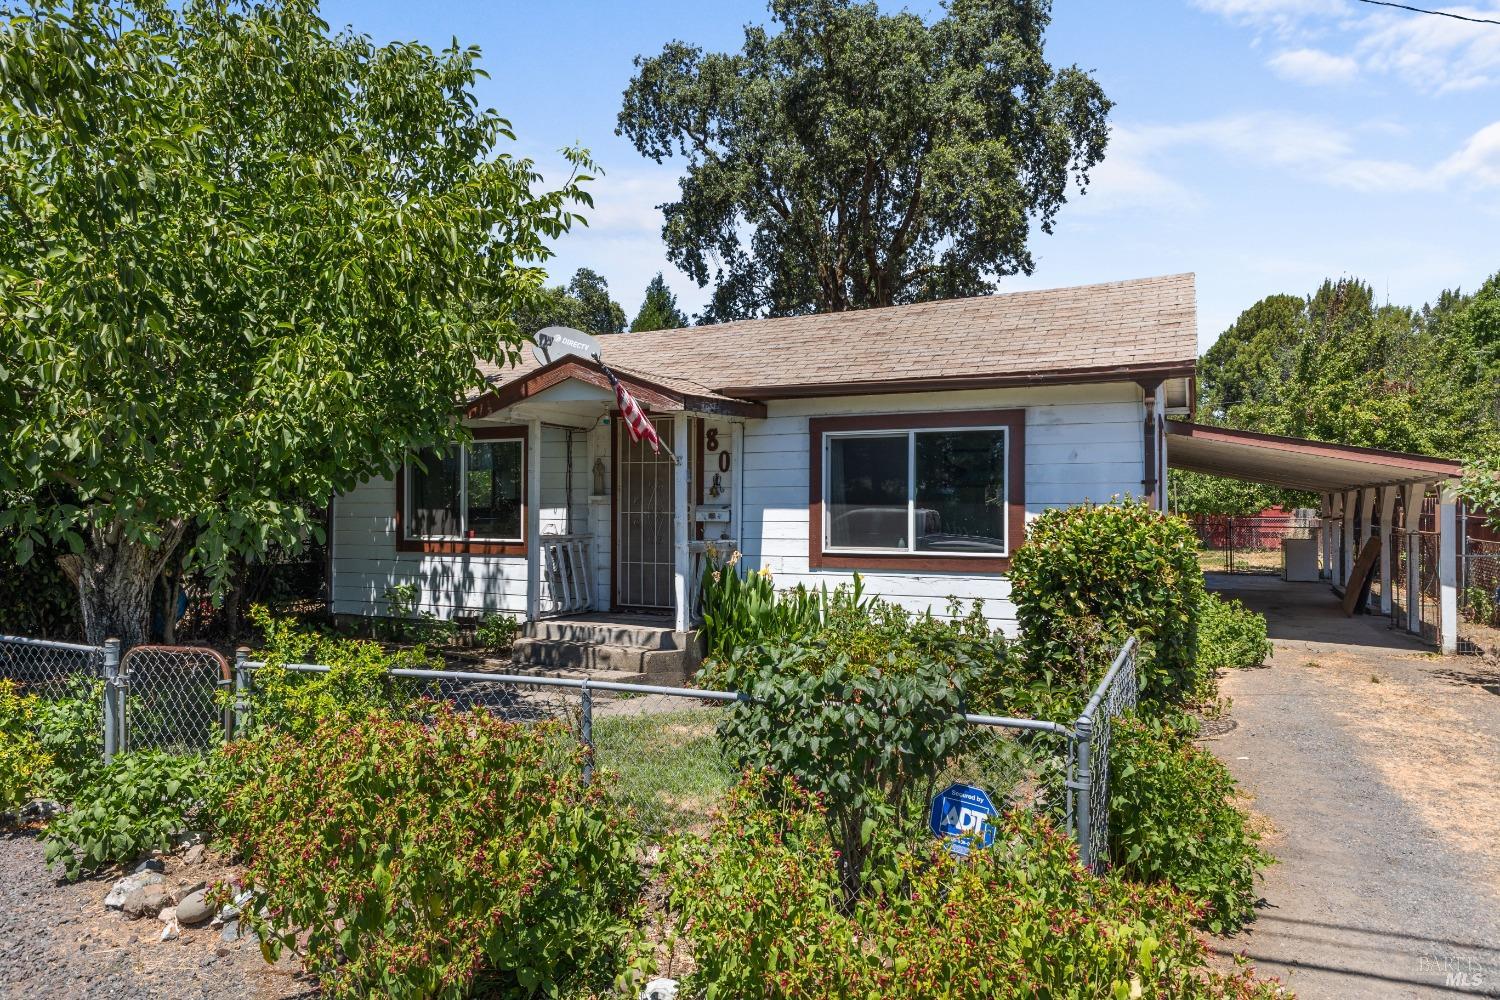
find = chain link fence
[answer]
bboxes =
[3,631,1140,871]
[1189,511,1318,575]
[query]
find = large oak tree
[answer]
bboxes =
[0,0,593,645]
[617,0,1112,319]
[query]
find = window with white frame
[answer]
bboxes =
[405,439,524,542]
[823,426,1009,555]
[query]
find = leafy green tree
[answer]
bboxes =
[629,273,689,332]
[1180,274,1500,515]
[512,267,626,336]
[617,0,1112,319]
[0,0,593,645]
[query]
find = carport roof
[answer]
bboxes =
[1165,421,1463,493]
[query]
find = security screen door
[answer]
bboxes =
[614,417,676,612]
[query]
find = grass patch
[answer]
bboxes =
[591,707,736,838]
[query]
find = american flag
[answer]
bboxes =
[602,365,664,455]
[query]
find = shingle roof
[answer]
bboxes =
[475,272,1197,402]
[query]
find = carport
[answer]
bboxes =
[1165,421,1465,652]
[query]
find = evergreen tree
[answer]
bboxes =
[630,273,689,332]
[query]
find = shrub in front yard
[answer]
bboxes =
[216,706,640,999]
[1198,592,1273,671]
[1012,499,1207,707]
[43,750,208,877]
[711,633,971,905]
[245,606,428,737]
[1108,715,1271,934]
[661,772,1284,999]
[0,680,49,814]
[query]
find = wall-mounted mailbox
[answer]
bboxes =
[695,505,731,523]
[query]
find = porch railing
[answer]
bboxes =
[540,533,593,617]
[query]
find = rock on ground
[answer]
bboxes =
[0,831,309,999]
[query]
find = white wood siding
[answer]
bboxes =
[330,384,1146,628]
[738,383,1146,634]
[330,423,589,620]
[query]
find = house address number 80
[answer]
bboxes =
[705,428,731,472]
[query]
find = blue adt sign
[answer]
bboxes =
[929,783,996,857]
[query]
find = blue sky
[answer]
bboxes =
[321,0,1500,351]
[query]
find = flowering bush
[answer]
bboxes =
[1109,715,1271,934]
[214,706,640,999]
[662,773,1285,999]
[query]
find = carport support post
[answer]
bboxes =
[1378,487,1396,617]
[1360,488,1378,609]
[1438,482,1459,654]
[1350,491,1362,587]
[1319,493,1333,580]
[1405,483,1424,636]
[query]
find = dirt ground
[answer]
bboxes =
[0,832,311,1000]
[1205,575,1500,999]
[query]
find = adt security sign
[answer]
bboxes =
[929,783,996,857]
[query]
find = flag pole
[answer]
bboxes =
[594,354,681,466]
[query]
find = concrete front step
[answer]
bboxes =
[510,637,693,684]
[522,615,688,651]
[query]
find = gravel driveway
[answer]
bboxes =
[0,832,309,1000]
[1206,576,1500,999]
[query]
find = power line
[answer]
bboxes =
[1355,0,1500,25]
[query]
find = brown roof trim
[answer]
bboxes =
[1165,420,1464,478]
[466,357,766,420]
[719,361,1197,401]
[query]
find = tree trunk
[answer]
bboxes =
[58,524,186,649]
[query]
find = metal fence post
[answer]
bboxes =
[1072,713,1095,871]
[579,678,594,787]
[232,647,251,741]
[101,638,122,763]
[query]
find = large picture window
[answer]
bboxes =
[810,410,1024,571]
[398,428,526,554]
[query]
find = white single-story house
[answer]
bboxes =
[329,268,1472,666]
[329,273,1198,667]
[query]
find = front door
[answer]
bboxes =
[614,417,675,612]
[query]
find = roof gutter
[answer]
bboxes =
[716,361,1198,401]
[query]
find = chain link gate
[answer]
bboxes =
[117,645,232,754]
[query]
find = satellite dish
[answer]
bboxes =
[530,326,602,367]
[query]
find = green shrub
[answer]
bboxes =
[1012,499,1206,707]
[32,678,106,797]
[0,681,50,814]
[712,632,972,905]
[246,606,428,737]
[661,772,1285,999]
[1197,593,1273,672]
[43,750,207,877]
[697,551,871,663]
[215,706,640,1000]
[1108,715,1271,934]
[475,611,520,650]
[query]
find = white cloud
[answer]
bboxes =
[1085,112,1500,209]
[1267,47,1359,85]
[1356,5,1500,93]
[1191,0,1349,33]
[1437,120,1500,186]
[1200,0,1500,93]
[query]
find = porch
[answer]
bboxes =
[464,359,756,635]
